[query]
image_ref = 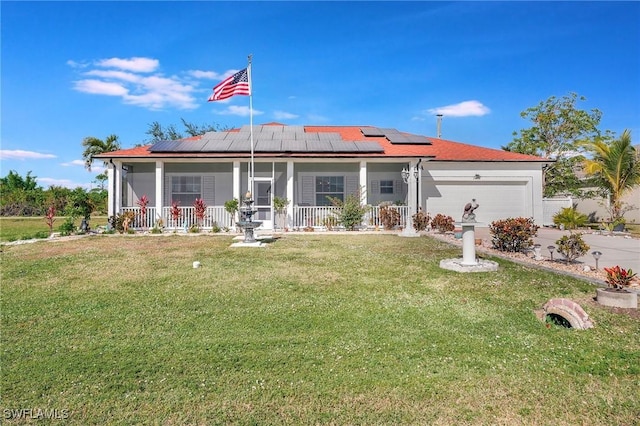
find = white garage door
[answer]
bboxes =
[424,181,529,225]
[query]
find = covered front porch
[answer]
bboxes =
[107,159,419,232]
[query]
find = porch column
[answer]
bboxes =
[399,159,419,237]
[155,160,164,224]
[359,161,367,205]
[107,161,115,218]
[233,161,241,200]
[286,160,294,228]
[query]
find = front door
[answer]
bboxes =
[254,179,273,230]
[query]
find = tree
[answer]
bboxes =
[503,93,603,197]
[82,134,121,171]
[145,118,227,142]
[582,129,640,221]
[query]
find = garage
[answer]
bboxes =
[423,179,531,225]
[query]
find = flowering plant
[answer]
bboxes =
[603,266,637,289]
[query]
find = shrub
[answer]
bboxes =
[44,205,56,235]
[59,217,76,236]
[328,192,368,231]
[490,217,539,252]
[412,209,430,232]
[604,266,637,289]
[193,198,207,228]
[169,200,182,227]
[553,207,588,230]
[431,214,455,233]
[109,211,136,233]
[555,233,589,263]
[136,194,149,228]
[379,204,401,230]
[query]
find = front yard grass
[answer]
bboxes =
[1,234,638,424]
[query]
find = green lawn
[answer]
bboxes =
[0,216,108,242]
[1,234,638,424]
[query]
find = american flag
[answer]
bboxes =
[208,68,250,101]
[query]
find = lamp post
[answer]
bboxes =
[592,251,602,270]
[547,245,555,261]
[399,159,422,237]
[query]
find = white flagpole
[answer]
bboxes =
[248,54,254,195]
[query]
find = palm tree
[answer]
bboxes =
[82,134,121,171]
[582,129,640,221]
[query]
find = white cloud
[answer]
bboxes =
[73,79,129,96]
[70,56,243,110]
[37,177,92,190]
[0,150,56,160]
[60,160,85,167]
[426,100,491,117]
[187,70,222,80]
[273,110,299,120]
[96,57,159,73]
[216,105,264,117]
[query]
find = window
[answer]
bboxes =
[380,180,394,194]
[315,176,344,206]
[171,176,201,205]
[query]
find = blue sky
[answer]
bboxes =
[2,1,639,189]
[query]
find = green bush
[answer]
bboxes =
[58,217,76,236]
[490,217,539,253]
[329,193,367,231]
[553,207,588,230]
[430,213,455,233]
[412,209,430,232]
[556,233,590,262]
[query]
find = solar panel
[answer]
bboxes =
[318,132,341,141]
[286,140,308,152]
[308,140,334,152]
[361,127,385,137]
[354,142,385,152]
[227,138,252,151]
[329,141,357,152]
[149,140,173,152]
[254,139,282,152]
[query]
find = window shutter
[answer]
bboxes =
[346,175,359,196]
[394,180,403,196]
[301,175,314,205]
[370,180,379,194]
[203,176,215,205]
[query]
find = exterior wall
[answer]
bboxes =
[110,158,545,228]
[573,187,640,224]
[367,163,408,205]
[420,162,544,226]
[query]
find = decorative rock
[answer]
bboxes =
[541,298,594,329]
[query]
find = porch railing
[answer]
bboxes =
[291,205,409,230]
[119,204,409,231]
[120,206,233,230]
[120,207,157,229]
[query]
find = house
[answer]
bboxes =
[96,123,550,231]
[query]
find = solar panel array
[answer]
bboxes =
[149,125,385,153]
[361,127,432,145]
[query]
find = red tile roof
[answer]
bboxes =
[96,125,548,162]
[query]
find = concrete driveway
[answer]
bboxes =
[473,227,640,272]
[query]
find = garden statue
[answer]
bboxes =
[462,199,479,222]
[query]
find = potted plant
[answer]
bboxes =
[596,265,638,309]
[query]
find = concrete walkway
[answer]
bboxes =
[473,227,640,273]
